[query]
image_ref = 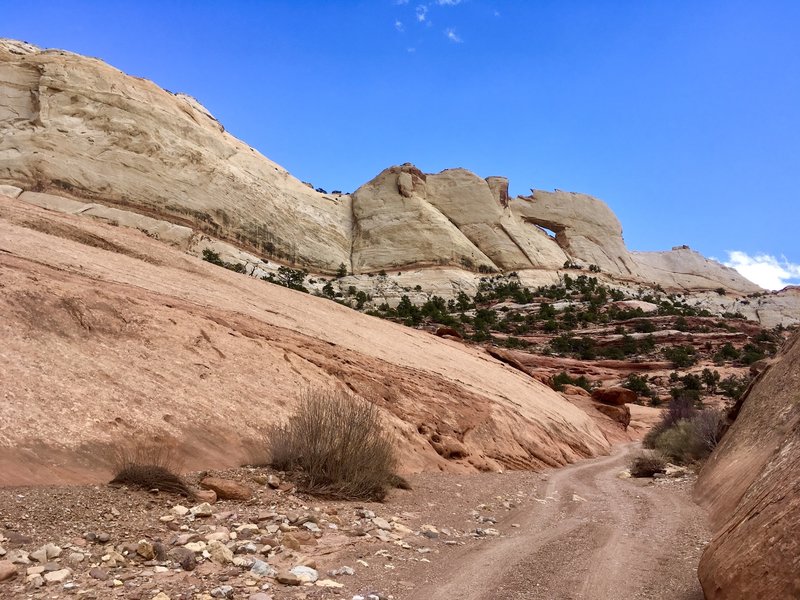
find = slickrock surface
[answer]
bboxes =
[695,331,800,599]
[0,195,609,485]
[0,38,775,303]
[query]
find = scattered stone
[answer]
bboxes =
[172,505,190,516]
[316,578,344,588]
[330,566,355,577]
[152,593,171,600]
[194,489,218,504]
[266,475,281,489]
[289,565,319,583]
[250,559,276,577]
[89,567,109,581]
[169,547,196,571]
[43,568,71,584]
[190,502,215,517]
[249,594,273,600]
[0,561,17,581]
[207,540,234,564]
[184,541,206,553]
[210,585,234,598]
[275,571,302,586]
[372,517,392,531]
[137,539,156,560]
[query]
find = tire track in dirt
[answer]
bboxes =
[412,443,708,600]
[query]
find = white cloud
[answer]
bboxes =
[437,0,462,5]
[445,27,462,42]
[416,4,428,21]
[395,19,405,32]
[723,251,800,290]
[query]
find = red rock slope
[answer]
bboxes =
[0,195,610,486]
[695,331,800,599]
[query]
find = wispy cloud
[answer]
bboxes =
[723,251,800,290]
[416,4,428,22]
[395,19,405,32]
[437,0,463,5]
[395,0,410,4]
[445,27,462,43]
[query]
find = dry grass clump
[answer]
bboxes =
[109,443,192,497]
[629,451,668,478]
[268,388,398,501]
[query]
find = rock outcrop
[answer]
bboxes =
[0,38,352,272]
[510,189,637,275]
[695,331,800,599]
[0,194,611,485]
[0,38,776,307]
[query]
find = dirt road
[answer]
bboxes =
[412,443,708,600]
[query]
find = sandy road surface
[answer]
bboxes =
[412,444,708,600]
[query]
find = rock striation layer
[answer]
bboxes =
[696,330,800,599]
[0,194,611,485]
[0,38,768,300]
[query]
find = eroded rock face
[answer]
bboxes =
[350,165,496,273]
[510,190,637,275]
[0,195,612,485]
[632,246,761,294]
[0,38,787,315]
[696,331,800,599]
[0,39,352,272]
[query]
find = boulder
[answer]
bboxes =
[593,403,631,428]
[199,477,253,501]
[591,387,637,406]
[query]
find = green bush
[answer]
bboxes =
[551,371,592,392]
[663,345,697,368]
[652,420,707,464]
[622,374,653,398]
[267,389,398,501]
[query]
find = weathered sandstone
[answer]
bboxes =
[0,195,611,485]
[696,331,800,599]
[0,37,780,307]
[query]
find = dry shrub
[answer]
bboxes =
[109,443,192,497]
[643,393,698,449]
[642,409,725,465]
[630,451,667,477]
[692,408,725,452]
[268,388,398,501]
[653,420,706,464]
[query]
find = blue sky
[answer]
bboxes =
[3,1,799,288]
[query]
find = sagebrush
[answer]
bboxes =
[643,400,726,465]
[268,389,398,501]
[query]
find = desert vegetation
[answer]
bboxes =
[640,395,726,466]
[109,443,192,497]
[266,389,399,501]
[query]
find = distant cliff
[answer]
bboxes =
[2,38,795,322]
